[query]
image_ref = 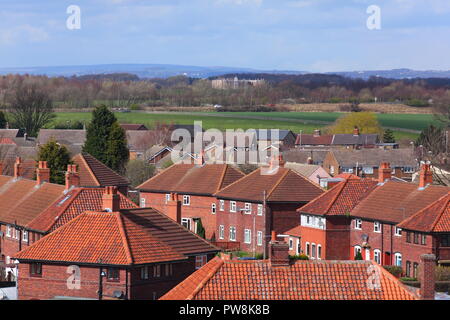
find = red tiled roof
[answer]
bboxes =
[215,167,324,203]
[295,134,333,146]
[0,176,65,226]
[16,208,219,265]
[0,138,16,145]
[160,257,417,300]
[285,225,302,237]
[72,153,129,187]
[138,164,244,195]
[15,211,186,265]
[351,181,449,224]
[299,179,378,216]
[334,173,361,180]
[398,193,450,233]
[27,188,138,232]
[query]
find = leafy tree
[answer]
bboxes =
[415,125,445,156]
[37,139,72,184]
[0,111,6,129]
[83,105,117,164]
[383,129,396,143]
[105,122,129,174]
[125,159,155,187]
[7,82,55,136]
[433,94,450,129]
[195,218,206,239]
[354,251,363,260]
[327,112,383,136]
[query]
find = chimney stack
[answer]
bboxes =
[166,193,181,224]
[378,162,392,183]
[419,163,433,189]
[419,254,436,300]
[36,161,50,185]
[65,164,80,190]
[353,126,360,136]
[14,157,22,179]
[307,157,313,165]
[313,129,321,137]
[269,154,285,170]
[102,186,120,212]
[269,231,290,267]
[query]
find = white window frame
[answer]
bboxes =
[257,204,263,216]
[354,219,362,230]
[244,203,252,215]
[6,225,11,237]
[395,227,402,237]
[211,203,216,214]
[141,266,149,280]
[153,265,161,278]
[244,229,251,244]
[306,242,310,257]
[219,200,225,211]
[230,201,237,213]
[394,253,402,267]
[311,243,316,259]
[140,197,146,208]
[22,230,28,242]
[182,195,191,206]
[257,231,263,246]
[165,194,170,203]
[374,221,381,233]
[362,167,374,175]
[354,245,362,257]
[229,226,236,241]
[14,228,19,240]
[181,218,191,231]
[374,249,381,264]
[330,166,335,175]
[219,225,224,240]
[342,167,354,173]
[165,264,173,276]
[317,244,322,260]
[289,238,293,250]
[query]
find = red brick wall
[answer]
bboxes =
[325,216,351,260]
[298,226,326,259]
[270,203,305,236]
[140,192,217,239]
[0,224,44,262]
[401,233,435,269]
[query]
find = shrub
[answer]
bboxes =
[406,98,430,108]
[290,254,309,261]
[436,266,450,281]
[354,251,363,260]
[383,265,403,278]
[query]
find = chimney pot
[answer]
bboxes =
[36,161,50,185]
[419,254,436,300]
[419,163,433,188]
[102,186,120,212]
[65,164,80,190]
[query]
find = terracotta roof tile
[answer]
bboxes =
[138,164,244,195]
[160,257,417,300]
[215,167,324,203]
[72,153,129,187]
[398,193,450,232]
[27,187,138,232]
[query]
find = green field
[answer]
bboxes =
[51,111,439,141]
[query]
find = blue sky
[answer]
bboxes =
[0,0,449,71]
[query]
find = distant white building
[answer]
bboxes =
[211,77,265,89]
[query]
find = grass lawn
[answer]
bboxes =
[51,111,427,141]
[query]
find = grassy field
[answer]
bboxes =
[51,111,438,141]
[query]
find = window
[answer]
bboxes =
[373,221,381,233]
[22,231,28,242]
[306,242,310,257]
[195,255,207,270]
[311,244,316,259]
[395,227,402,237]
[413,263,419,279]
[406,232,411,243]
[442,234,450,247]
[140,197,146,208]
[317,245,322,260]
[406,261,411,277]
[153,265,161,277]
[363,167,374,174]
[354,219,362,230]
[141,266,149,280]
[14,228,19,240]
[165,194,170,203]
[181,218,191,231]
[342,167,354,173]
[230,201,237,212]
[244,203,252,214]
[330,166,335,175]
[229,226,236,241]
[107,268,120,281]
[374,250,381,264]
[354,246,362,258]
[403,167,415,173]
[394,253,402,267]
[257,231,263,246]
[30,263,42,277]
[244,229,251,244]
[211,203,216,214]
[413,232,419,244]
[257,204,263,216]
[297,240,301,255]
[165,264,173,276]
[6,225,11,237]
[183,195,190,206]
[219,225,224,240]
[306,216,311,224]
[289,238,293,250]
[421,234,427,245]
[219,200,225,211]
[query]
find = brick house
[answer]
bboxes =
[161,233,421,300]
[14,196,219,300]
[213,158,324,255]
[322,148,418,180]
[137,157,244,240]
[295,128,380,149]
[397,192,450,277]
[292,163,449,272]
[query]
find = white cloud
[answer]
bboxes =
[0,25,49,45]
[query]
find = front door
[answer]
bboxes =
[384,252,391,265]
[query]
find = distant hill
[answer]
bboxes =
[0,64,449,80]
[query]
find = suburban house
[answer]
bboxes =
[37,129,86,155]
[295,130,333,148]
[137,156,245,240]
[255,129,296,151]
[14,201,219,300]
[213,157,324,255]
[322,148,418,180]
[292,163,449,273]
[0,129,26,139]
[71,153,130,194]
[295,128,381,149]
[283,149,328,166]
[284,162,331,186]
[160,234,428,300]
[0,155,37,180]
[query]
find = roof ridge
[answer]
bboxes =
[78,153,100,186]
[187,257,224,300]
[266,168,290,199]
[136,163,186,190]
[115,212,134,265]
[287,167,324,191]
[216,164,228,193]
[214,166,260,195]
